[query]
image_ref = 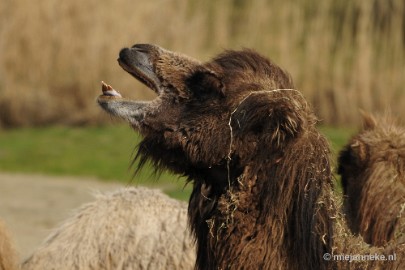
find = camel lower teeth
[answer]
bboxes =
[104,90,122,97]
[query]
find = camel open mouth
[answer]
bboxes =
[97,45,163,125]
[98,45,161,104]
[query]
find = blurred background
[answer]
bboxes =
[0,0,404,193]
[1,0,404,127]
[0,0,404,257]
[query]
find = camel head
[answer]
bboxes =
[98,44,311,182]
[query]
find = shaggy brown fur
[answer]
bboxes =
[98,44,405,269]
[338,113,405,246]
[0,220,18,270]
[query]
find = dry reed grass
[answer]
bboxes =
[0,0,403,127]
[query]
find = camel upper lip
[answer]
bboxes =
[118,47,161,95]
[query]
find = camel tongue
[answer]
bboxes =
[101,81,122,97]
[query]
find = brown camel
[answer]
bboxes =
[338,113,405,246]
[98,44,405,269]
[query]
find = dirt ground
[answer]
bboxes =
[0,172,126,260]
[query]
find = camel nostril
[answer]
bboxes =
[119,48,130,60]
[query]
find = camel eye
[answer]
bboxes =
[186,71,224,100]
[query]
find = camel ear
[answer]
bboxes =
[186,69,225,98]
[337,139,369,179]
[231,91,304,147]
[360,110,377,130]
[350,139,368,163]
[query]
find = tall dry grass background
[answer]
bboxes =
[0,0,404,127]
